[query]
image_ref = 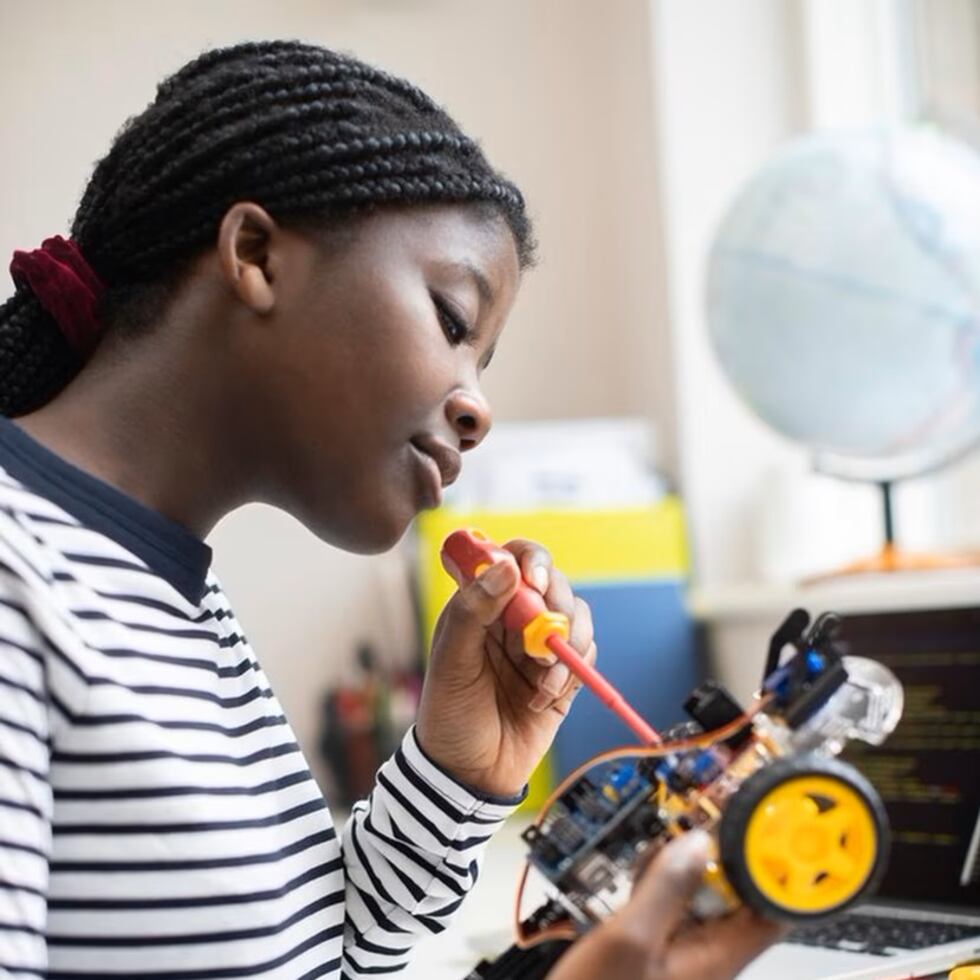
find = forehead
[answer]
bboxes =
[315,203,520,302]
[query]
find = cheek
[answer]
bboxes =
[353,311,455,418]
[289,276,454,442]
[367,344,453,436]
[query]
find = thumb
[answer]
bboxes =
[437,555,521,645]
[620,830,713,949]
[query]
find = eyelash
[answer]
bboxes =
[433,294,470,345]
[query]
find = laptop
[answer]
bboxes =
[739,607,980,980]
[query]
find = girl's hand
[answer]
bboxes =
[546,832,784,980]
[415,539,595,798]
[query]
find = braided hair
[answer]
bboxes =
[0,39,534,417]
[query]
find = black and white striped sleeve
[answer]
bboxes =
[0,549,62,974]
[340,727,522,976]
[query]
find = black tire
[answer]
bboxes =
[719,754,889,922]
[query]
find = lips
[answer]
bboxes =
[410,436,462,496]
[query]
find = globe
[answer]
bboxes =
[706,126,980,484]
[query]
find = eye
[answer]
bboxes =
[432,293,471,345]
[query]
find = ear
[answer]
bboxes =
[216,202,279,315]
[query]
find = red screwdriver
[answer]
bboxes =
[442,528,662,746]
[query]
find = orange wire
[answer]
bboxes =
[513,695,773,948]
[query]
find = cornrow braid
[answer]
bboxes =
[2,39,534,417]
[162,43,443,115]
[101,130,480,243]
[156,40,439,114]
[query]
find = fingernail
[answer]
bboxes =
[541,664,569,697]
[530,565,548,593]
[528,690,552,712]
[479,561,513,596]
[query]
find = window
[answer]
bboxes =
[912,0,980,142]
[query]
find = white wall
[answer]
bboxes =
[651,0,819,587]
[0,0,673,785]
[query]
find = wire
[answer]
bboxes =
[512,862,578,948]
[513,694,774,948]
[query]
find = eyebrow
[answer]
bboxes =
[458,261,495,308]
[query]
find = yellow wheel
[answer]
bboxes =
[719,755,888,922]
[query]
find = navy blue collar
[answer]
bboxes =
[0,418,212,604]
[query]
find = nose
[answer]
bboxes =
[446,386,492,451]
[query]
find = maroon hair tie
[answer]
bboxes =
[9,236,105,357]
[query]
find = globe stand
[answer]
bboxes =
[806,480,980,582]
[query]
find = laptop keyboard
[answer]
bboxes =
[788,913,980,956]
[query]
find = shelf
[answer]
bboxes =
[688,568,980,622]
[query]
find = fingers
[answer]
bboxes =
[545,640,597,716]
[551,594,594,692]
[622,832,783,979]
[692,908,788,975]
[542,564,576,618]
[502,538,551,595]
[503,592,594,712]
[434,553,521,661]
[620,830,713,949]
[440,536,596,715]
[500,538,560,668]
[529,592,595,710]
[569,594,594,652]
[673,908,785,978]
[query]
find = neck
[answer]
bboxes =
[16,303,259,540]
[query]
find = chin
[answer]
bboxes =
[305,503,414,555]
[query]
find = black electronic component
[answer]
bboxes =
[464,939,568,980]
[684,680,752,749]
[762,608,850,728]
[782,655,848,727]
[465,901,571,979]
[805,611,842,650]
[763,607,811,679]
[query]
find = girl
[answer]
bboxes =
[0,40,778,979]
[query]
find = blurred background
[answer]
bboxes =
[1,1,979,971]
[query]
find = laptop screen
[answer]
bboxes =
[838,606,980,911]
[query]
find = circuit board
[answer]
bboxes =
[522,759,666,922]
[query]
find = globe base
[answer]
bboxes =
[804,542,980,584]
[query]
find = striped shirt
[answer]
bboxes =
[0,418,519,978]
